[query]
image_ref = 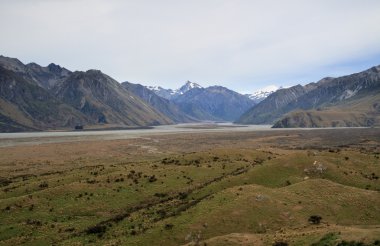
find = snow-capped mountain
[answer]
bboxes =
[146,81,255,121]
[147,86,176,100]
[245,85,279,103]
[177,81,203,95]
[148,81,203,100]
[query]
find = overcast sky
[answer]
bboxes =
[1,0,380,93]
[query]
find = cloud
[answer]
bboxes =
[1,0,380,93]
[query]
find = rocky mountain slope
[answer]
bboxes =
[0,66,89,132]
[122,82,195,123]
[173,85,256,121]
[238,84,317,124]
[0,56,175,132]
[237,66,380,127]
[26,62,71,89]
[273,88,380,128]
[0,55,71,89]
[148,81,256,121]
[53,70,172,126]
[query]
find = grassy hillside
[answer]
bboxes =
[238,65,380,127]
[0,129,379,245]
[273,92,380,128]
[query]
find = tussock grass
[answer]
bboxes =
[0,129,379,245]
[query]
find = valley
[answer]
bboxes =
[2,2,380,245]
[0,127,379,245]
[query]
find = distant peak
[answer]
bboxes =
[26,62,40,68]
[178,81,202,91]
[371,65,380,73]
[258,85,279,93]
[246,85,280,101]
[148,85,164,90]
[184,80,202,88]
[48,63,59,68]
[86,69,102,74]
[47,63,62,71]
[174,81,203,95]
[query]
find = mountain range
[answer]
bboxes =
[244,85,280,103]
[237,66,380,127]
[171,83,256,121]
[121,82,196,123]
[1,54,379,132]
[147,81,203,100]
[0,56,258,132]
[0,56,172,132]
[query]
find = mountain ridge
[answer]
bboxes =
[121,81,196,123]
[237,65,380,127]
[53,69,172,126]
[0,56,174,132]
[173,85,256,121]
[148,81,203,100]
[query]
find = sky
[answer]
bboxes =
[1,0,380,94]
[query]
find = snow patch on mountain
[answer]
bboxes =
[147,81,203,100]
[246,85,280,102]
[176,81,203,95]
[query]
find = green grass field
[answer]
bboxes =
[0,129,379,245]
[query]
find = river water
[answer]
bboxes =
[0,123,272,147]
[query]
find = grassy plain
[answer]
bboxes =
[0,128,379,245]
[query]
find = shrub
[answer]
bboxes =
[178,192,188,200]
[39,181,48,188]
[86,225,107,235]
[148,175,157,182]
[308,215,322,224]
[273,241,288,246]
[164,224,174,230]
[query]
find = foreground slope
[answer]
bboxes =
[0,128,379,245]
